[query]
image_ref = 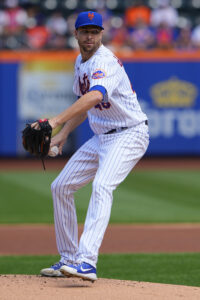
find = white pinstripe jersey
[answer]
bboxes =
[73,44,147,134]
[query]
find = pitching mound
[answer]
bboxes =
[0,275,199,300]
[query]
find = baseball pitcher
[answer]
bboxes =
[34,11,149,282]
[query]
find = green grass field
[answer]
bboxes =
[0,253,200,287]
[0,170,200,223]
[0,169,200,287]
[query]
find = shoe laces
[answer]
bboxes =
[51,262,63,268]
[52,261,78,268]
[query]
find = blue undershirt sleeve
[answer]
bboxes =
[89,85,108,103]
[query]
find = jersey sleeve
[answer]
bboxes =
[89,56,121,99]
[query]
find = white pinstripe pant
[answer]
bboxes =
[51,122,149,267]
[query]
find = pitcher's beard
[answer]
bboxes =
[81,42,101,57]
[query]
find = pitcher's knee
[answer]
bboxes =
[51,179,61,198]
[51,177,76,198]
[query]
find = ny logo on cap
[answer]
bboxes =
[88,12,94,20]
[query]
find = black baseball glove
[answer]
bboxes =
[22,119,52,162]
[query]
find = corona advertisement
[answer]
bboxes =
[124,60,200,155]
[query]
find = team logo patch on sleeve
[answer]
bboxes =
[92,69,106,79]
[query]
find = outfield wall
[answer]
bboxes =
[0,50,200,157]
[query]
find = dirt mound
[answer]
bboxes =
[0,275,199,300]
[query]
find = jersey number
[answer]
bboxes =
[95,102,111,110]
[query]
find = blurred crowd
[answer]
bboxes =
[1,0,200,51]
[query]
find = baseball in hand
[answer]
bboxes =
[49,146,59,157]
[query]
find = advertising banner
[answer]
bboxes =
[1,52,200,157]
[17,60,76,155]
[0,63,18,156]
[124,61,200,155]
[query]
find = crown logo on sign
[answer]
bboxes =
[150,77,197,107]
[88,12,94,20]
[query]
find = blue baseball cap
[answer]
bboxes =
[75,11,104,30]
